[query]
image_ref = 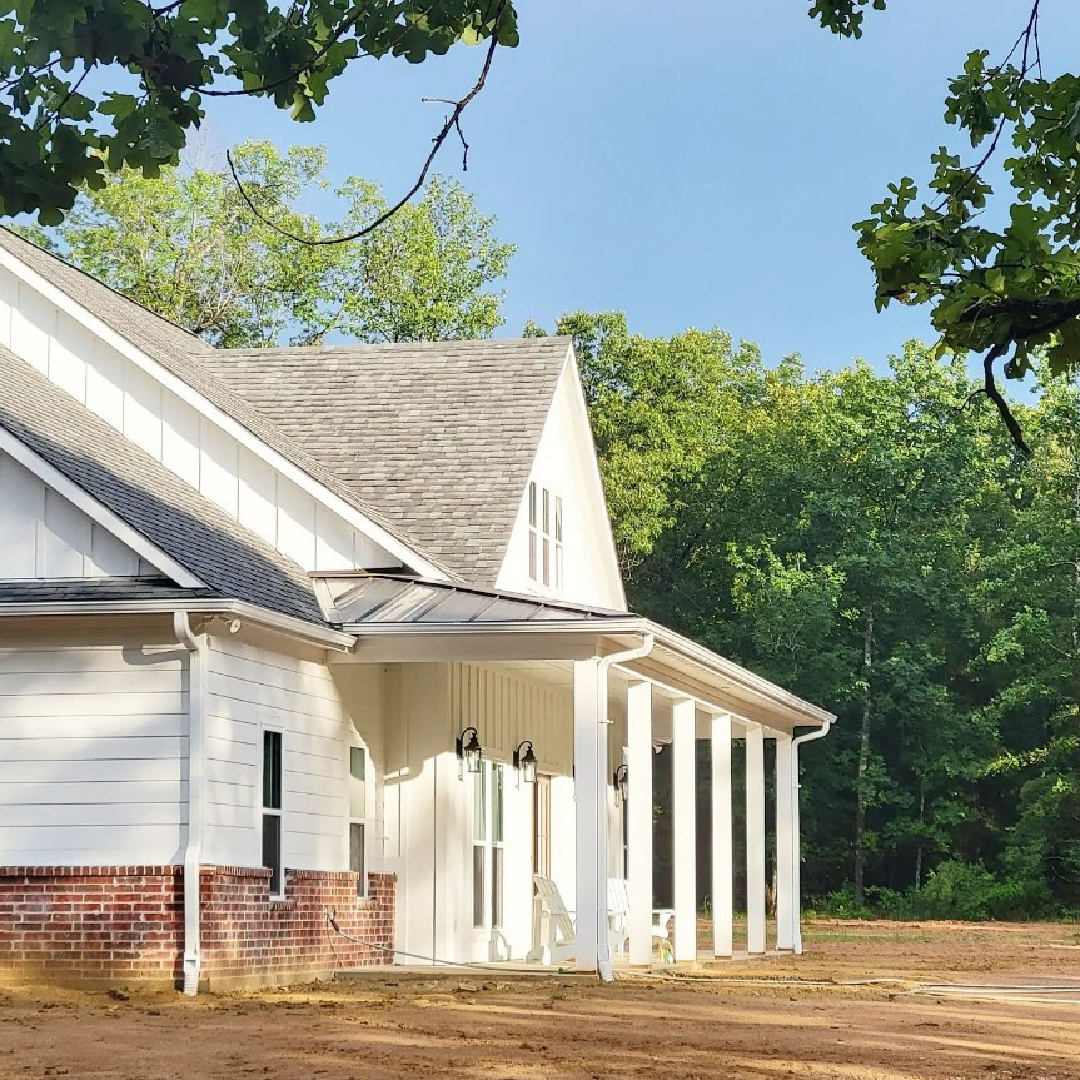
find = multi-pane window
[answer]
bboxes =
[348,746,367,897]
[472,762,506,931]
[527,482,563,589]
[262,730,283,897]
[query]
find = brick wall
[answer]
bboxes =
[0,865,395,990]
[0,865,184,987]
[200,867,395,990]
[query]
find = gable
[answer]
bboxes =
[495,357,626,611]
[0,229,446,580]
[0,450,154,580]
[197,337,573,586]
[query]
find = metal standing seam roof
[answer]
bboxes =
[0,227,454,580]
[0,346,326,624]
[327,573,636,628]
[198,337,573,587]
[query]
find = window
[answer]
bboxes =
[527,482,563,590]
[472,762,506,931]
[262,730,283,897]
[533,775,551,881]
[348,746,367,896]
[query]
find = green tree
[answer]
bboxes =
[816,1,1080,450]
[26,140,514,347]
[0,1,518,223]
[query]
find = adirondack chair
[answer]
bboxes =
[609,878,675,960]
[527,874,577,965]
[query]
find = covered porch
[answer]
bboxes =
[324,573,835,974]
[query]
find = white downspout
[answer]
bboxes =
[595,633,654,983]
[174,612,207,996]
[789,719,832,954]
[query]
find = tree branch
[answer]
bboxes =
[225,1,505,246]
[983,342,1031,456]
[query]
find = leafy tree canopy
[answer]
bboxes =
[816,1,1080,451]
[0,0,518,223]
[22,138,514,347]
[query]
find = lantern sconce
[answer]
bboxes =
[456,726,483,780]
[613,763,629,806]
[513,740,539,785]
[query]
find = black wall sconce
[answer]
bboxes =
[513,740,539,784]
[613,763,629,806]
[456,726,483,779]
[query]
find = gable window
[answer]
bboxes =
[527,482,563,589]
[348,746,367,897]
[262,730,283,897]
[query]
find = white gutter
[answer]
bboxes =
[789,719,834,954]
[593,633,654,983]
[0,598,354,649]
[173,612,207,996]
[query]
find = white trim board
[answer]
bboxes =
[0,425,203,589]
[0,248,449,582]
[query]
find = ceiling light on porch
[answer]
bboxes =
[613,764,629,806]
[456,726,483,779]
[512,740,539,784]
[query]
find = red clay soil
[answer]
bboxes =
[1,920,1079,1080]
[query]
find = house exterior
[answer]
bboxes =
[0,228,834,992]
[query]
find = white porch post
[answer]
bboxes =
[775,733,795,951]
[626,680,654,966]
[711,711,733,958]
[573,657,606,973]
[744,722,767,955]
[671,698,697,963]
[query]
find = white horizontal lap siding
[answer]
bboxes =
[0,643,187,865]
[0,267,402,573]
[0,451,145,578]
[205,636,349,871]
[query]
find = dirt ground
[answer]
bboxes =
[2,921,1080,1080]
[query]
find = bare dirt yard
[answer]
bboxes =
[2,920,1080,1080]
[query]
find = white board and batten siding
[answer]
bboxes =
[0,263,400,575]
[204,636,363,874]
[0,451,152,578]
[0,641,187,866]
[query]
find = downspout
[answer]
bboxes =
[174,611,208,996]
[595,633,654,983]
[789,719,833,955]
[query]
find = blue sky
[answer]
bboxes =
[206,1,1079,374]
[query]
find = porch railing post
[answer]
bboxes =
[745,722,767,955]
[671,698,697,963]
[711,711,733,958]
[626,680,654,966]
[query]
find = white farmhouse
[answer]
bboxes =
[0,228,833,991]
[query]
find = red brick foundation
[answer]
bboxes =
[0,865,394,990]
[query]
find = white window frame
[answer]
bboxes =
[527,482,564,590]
[472,761,506,932]
[347,744,369,898]
[260,724,285,900]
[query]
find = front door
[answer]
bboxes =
[471,761,505,958]
[532,774,551,882]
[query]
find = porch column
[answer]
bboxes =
[745,722,767,955]
[775,733,795,951]
[573,657,607,973]
[671,698,697,963]
[626,680,654,966]
[711,711,733,957]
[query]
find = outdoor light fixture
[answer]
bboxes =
[513,740,539,785]
[613,764,629,806]
[456,726,483,779]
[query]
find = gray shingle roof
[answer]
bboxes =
[0,579,210,605]
[0,227,449,577]
[198,338,572,586]
[0,346,325,624]
[327,573,633,627]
